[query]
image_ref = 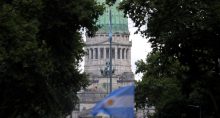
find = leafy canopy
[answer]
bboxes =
[0,0,104,118]
[118,0,220,117]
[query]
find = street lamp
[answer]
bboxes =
[99,5,113,95]
[188,105,201,118]
[100,61,115,93]
[108,8,113,93]
[108,6,113,118]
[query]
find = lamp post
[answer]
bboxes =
[98,5,114,118]
[100,62,110,93]
[100,62,114,93]
[188,105,201,118]
[109,7,113,118]
[109,8,113,93]
[100,7,113,95]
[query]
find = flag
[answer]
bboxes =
[91,85,134,118]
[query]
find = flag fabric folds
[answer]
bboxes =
[91,85,134,118]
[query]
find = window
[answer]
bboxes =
[117,48,121,59]
[126,49,129,59]
[100,48,104,59]
[87,49,89,59]
[95,48,98,59]
[91,48,93,59]
[122,48,125,59]
[106,48,109,59]
[112,48,115,59]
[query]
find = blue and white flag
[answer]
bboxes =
[91,85,134,118]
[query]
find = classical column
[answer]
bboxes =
[126,48,129,59]
[128,48,131,63]
[93,48,95,59]
[98,47,100,59]
[115,46,118,59]
[103,46,106,59]
[85,49,89,64]
[121,48,124,59]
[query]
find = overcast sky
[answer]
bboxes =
[128,19,151,80]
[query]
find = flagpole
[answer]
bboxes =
[109,8,112,93]
[109,6,113,118]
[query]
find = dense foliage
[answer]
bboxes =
[0,0,104,117]
[135,52,186,118]
[118,0,220,117]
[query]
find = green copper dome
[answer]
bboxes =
[96,0,129,34]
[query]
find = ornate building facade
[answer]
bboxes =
[76,0,134,117]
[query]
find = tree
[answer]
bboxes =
[135,52,185,118]
[0,0,104,117]
[118,0,220,117]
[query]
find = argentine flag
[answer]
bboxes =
[91,85,134,118]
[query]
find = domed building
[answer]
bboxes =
[73,0,134,117]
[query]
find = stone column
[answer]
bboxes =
[128,48,131,64]
[126,48,129,59]
[93,48,95,60]
[99,47,101,59]
[103,46,106,60]
[85,48,89,63]
[97,47,99,59]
